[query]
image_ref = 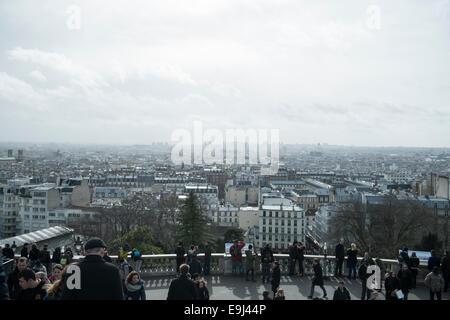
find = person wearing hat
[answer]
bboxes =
[61,237,124,300]
[333,281,351,300]
[424,266,444,300]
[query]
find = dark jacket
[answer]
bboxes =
[0,254,9,300]
[335,243,345,260]
[397,269,413,292]
[197,286,209,300]
[312,263,324,286]
[7,266,21,300]
[204,245,212,261]
[333,287,351,300]
[20,247,28,258]
[441,255,450,273]
[124,280,146,300]
[261,247,274,264]
[52,248,62,264]
[17,279,47,300]
[60,254,124,300]
[271,266,281,287]
[2,248,14,260]
[167,275,198,300]
[385,276,400,299]
[103,254,112,263]
[189,259,202,275]
[29,247,40,261]
[428,255,441,271]
[347,249,358,264]
[410,257,420,269]
[176,246,185,260]
[288,245,298,259]
[297,246,305,261]
[398,251,410,268]
[39,249,51,264]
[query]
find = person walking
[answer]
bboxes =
[358,258,373,300]
[397,263,413,300]
[124,271,146,300]
[7,257,28,300]
[17,268,47,300]
[333,281,351,300]
[271,261,281,298]
[347,243,358,280]
[229,240,245,276]
[203,242,212,276]
[424,266,444,300]
[175,242,186,274]
[335,239,345,277]
[261,244,274,283]
[131,248,143,273]
[308,259,327,299]
[20,243,29,258]
[245,244,256,282]
[385,271,400,300]
[167,264,198,300]
[288,241,298,276]
[60,237,124,300]
[410,252,420,289]
[441,250,450,292]
[428,250,441,272]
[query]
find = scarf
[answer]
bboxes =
[126,282,142,292]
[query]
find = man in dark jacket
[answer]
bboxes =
[28,244,40,268]
[358,259,373,300]
[441,250,450,292]
[297,242,306,276]
[271,261,281,298]
[0,250,9,300]
[7,257,29,300]
[385,271,400,300]
[189,257,202,276]
[2,244,14,260]
[333,281,351,300]
[203,242,212,276]
[308,259,327,299]
[60,237,124,300]
[167,264,198,300]
[17,268,47,300]
[398,247,410,269]
[39,244,51,276]
[428,250,440,272]
[335,239,345,277]
[230,240,245,276]
[288,241,298,276]
[20,243,29,258]
[260,244,274,283]
[175,242,185,274]
[397,263,413,300]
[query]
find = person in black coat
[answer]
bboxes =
[358,259,373,300]
[296,242,306,276]
[7,257,29,300]
[2,244,15,260]
[410,252,420,289]
[60,237,124,300]
[175,242,186,274]
[167,264,198,300]
[29,244,40,268]
[333,281,351,300]
[17,268,47,300]
[288,242,298,276]
[52,247,62,265]
[21,244,29,258]
[428,250,441,272]
[397,263,413,300]
[39,244,51,275]
[271,261,281,297]
[335,239,345,277]
[385,271,400,300]
[308,259,327,299]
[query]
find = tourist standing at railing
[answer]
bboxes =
[2,244,14,261]
[0,248,9,300]
[29,243,40,268]
[124,271,146,300]
[230,240,245,276]
[397,263,413,300]
[245,244,256,282]
[131,248,143,273]
[346,243,358,280]
[385,271,400,300]
[21,243,29,258]
[428,250,441,272]
[203,242,212,276]
[7,257,28,299]
[296,242,306,277]
[398,247,410,269]
[308,258,327,299]
[335,239,345,277]
[187,244,198,265]
[167,264,198,300]
[175,242,185,274]
[333,281,351,300]
[189,256,203,276]
[261,244,274,283]
[288,241,298,276]
[60,237,124,300]
[424,266,444,300]
[441,250,450,292]
[271,261,281,298]
[409,252,420,289]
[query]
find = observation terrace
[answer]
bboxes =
[3,253,449,300]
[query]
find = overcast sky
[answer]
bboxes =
[0,0,449,147]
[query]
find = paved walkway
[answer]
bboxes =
[143,275,450,300]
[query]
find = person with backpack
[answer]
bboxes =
[245,244,256,282]
[124,271,146,300]
[308,258,327,299]
[347,243,358,279]
[229,240,245,276]
[424,266,444,300]
[175,242,186,274]
[131,248,143,273]
[410,252,420,289]
[288,241,298,276]
[261,244,274,283]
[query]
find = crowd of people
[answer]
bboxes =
[1,238,449,300]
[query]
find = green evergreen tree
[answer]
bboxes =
[176,191,213,246]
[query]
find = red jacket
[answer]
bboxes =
[230,242,245,262]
